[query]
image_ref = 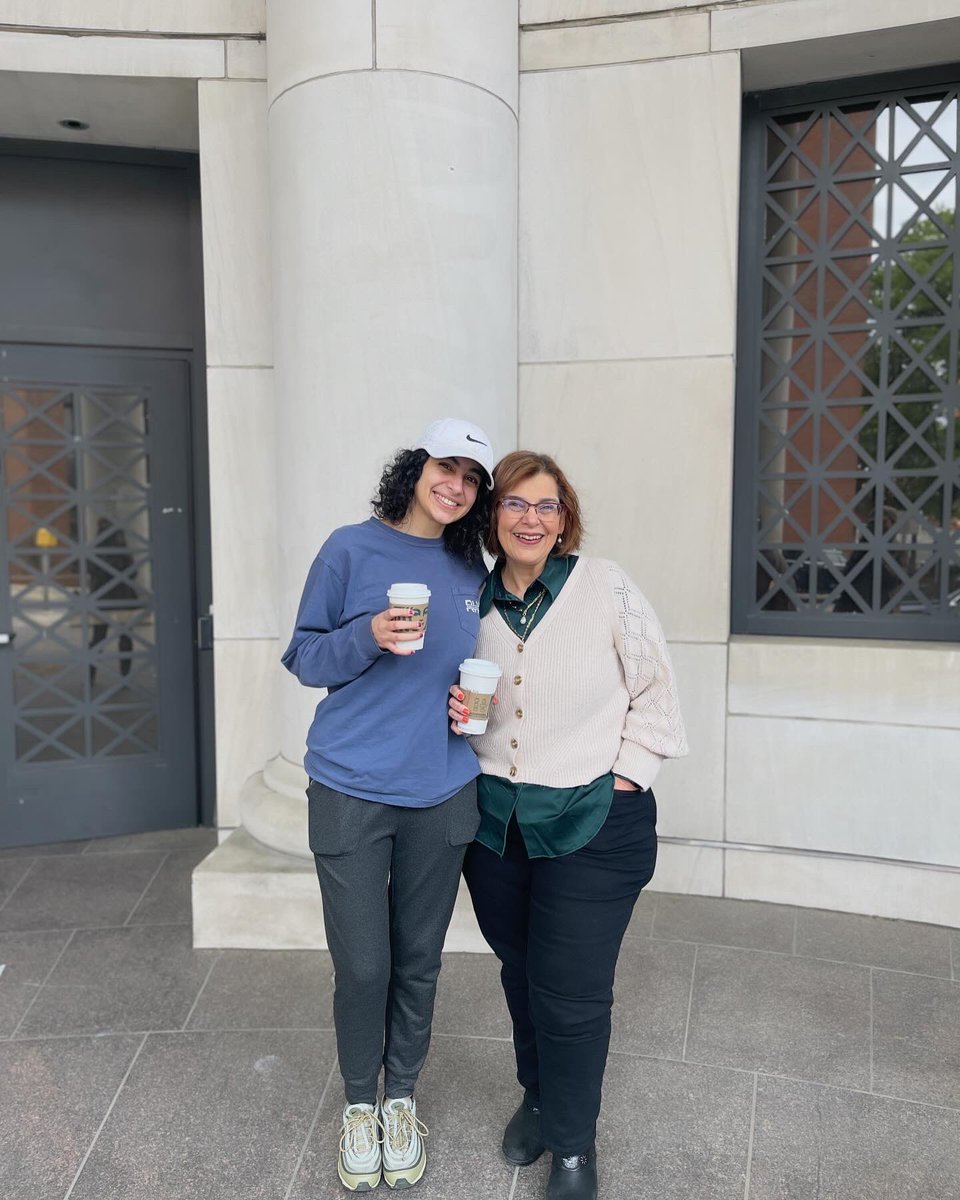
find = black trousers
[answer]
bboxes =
[463,787,657,1155]
[309,779,480,1104]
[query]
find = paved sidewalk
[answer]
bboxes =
[1,827,958,1199]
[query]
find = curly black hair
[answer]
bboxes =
[371,448,490,568]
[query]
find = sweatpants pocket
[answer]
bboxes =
[307,779,363,857]
[445,779,481,847]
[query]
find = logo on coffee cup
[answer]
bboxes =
[461,689,492,719]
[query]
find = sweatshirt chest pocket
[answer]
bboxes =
[451,585,481,638]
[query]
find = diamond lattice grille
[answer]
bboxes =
[736,78,960,638]
[1,384,159,762]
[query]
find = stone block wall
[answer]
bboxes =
[516,0,960,920]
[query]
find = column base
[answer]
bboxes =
[238,756,313,861]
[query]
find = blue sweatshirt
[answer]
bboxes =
[281,518,485,807]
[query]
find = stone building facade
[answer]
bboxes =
[0,1,956,943]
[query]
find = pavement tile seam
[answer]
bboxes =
[635,934,957,980]
[637,931,795,960]
[743,1072,759,1200]
[680,942,697,1062]
[603,1048,960,1121]
[869,968,875,1093]
[9,926,76,1038]
[283,1057,339,1200]
[793,953,954,982]
[122,851,171,925]
[10,1025,341,1043]
[872,964,960,990]
[670,1048,960,1117]
[608,1046,685,1064]
[791,908,799,955]
[433,1030,512,1043]
[796,904,958,928]
[0,985,40,1041]
[753,1070,960,1117]
[866,1084,960,1115]
[632,892,657,937]
[13,1026,200,1041]
[81,846,178,856]
[751,1067,960,1117]
[79,830,217,855]
[61,1031,149,1200]
[12,1027,946,1123]
[179,947,221,1030]
[1,919,191,937]
[0,856,36,914]
[176,1024,340,1034]
[13,1027,951,1117]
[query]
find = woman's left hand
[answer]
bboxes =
[613,775,640,791]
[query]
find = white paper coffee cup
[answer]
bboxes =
[387,582,431,651]
[458,658,501,734]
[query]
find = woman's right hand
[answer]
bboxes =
[371,607,424,655]
[448,683,471,734]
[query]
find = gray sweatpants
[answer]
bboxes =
[308,778,480,1104]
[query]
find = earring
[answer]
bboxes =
[556,535,563,546]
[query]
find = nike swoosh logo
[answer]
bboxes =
[465,434,488,445]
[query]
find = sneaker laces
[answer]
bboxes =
[382,1101,428,1157]
[340,1106,382,1158]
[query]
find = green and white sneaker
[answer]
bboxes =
[338,1102,382,1192]
[380,1096,427,1189]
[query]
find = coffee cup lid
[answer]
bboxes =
[388,583,431,599]
[459,658,501,678]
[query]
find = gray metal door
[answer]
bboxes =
[0,346,197,846]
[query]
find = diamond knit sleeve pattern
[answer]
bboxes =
[602,560,689,789]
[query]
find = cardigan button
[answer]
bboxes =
[510,738,518,749]
[513,675,522,685]
[517,642,524,652]
[509,766,518,778]
[515,708,523,719]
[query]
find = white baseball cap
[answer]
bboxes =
[414,418,495,487]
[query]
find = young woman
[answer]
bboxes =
[449,451,688,1200]
[282,418,494,1192]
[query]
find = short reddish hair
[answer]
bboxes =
[485,450,584,559]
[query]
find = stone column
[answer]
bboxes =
[242,0,519,857]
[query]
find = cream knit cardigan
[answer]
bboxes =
[471,557,688,791]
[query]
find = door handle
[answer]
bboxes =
[196,614,213,651]
[0,632,15,645]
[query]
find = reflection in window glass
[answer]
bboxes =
[738,78,959,638]
[1,384,159,762]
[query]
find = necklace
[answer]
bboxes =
[516,588,547,636]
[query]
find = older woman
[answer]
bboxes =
[449,451,687,1200]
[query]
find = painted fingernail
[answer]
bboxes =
[456,692,464,701]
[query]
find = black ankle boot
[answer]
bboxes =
[546,1147,598,1200]
[502,1091,544,1166]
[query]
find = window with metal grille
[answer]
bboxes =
[732,68,960,642]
